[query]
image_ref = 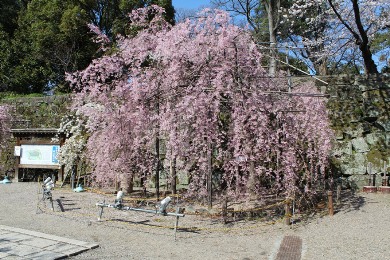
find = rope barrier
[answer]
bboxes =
[41,199,287,233]
[43,197,336,233]
[45,207,284,231]
[53,186,287,218]
[53,187,333,231]
[184,199,287,217]
[45,185,336,235]
[102,215,284,233]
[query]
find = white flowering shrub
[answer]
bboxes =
[57,114,88,174]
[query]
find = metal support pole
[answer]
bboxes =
[96,197,185,227]
[98,200,105,221]
[49,195,54,211]
[96,200,185,239]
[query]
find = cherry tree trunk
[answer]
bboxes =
[170,157,177,195]
[267,7,277,77]
[359,43,378,74]
[119,173,133,193]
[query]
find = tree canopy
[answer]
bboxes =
[1,0,388,95]
[213,0,390,75]
[63,6,333,201]
[0,0,175,94]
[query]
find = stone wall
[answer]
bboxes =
[2,94,72,128]
[323,74,390,188]
[0,95,72,175]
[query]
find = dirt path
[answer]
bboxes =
[1,183,389,260]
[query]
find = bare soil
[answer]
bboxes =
[1,182,389,260]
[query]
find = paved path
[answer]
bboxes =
[0,225,98,259]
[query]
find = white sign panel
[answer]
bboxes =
[14,146,21,156]
[20,145,60,166]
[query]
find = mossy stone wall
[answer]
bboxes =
[323,74,390,188]
[0,95,72,175]
[2,94,72,128]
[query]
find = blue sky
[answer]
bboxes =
[172,0,211,10]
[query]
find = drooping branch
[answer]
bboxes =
[66,7,334,202]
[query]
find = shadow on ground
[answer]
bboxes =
[335,189,366,213]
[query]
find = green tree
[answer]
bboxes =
[372,31,390,73]
[212,0,296,75]
[3,0,174,94]
[0,0,21,37]
[0,0,22,91]
[80,0,174,39]
[8,0,97,93]
[0,29,12,91]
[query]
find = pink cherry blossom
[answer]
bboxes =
[67,6,334,201]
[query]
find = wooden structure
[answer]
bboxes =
[11,128,65,182]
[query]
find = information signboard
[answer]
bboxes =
[20,144,60,166]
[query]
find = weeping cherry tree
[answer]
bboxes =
[66,6,334,201]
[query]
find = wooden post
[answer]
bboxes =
[285,199,291,225]
[58,135,66,182]
[14,137,21,182]
[383,161,388,186]
[14,159,20,182]
[174,207,181,241]
[328,191,334,216]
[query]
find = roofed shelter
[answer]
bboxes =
[11,128,65,182]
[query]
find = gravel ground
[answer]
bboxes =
[0,182,389,260]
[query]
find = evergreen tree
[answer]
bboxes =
[0,0,175,94]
